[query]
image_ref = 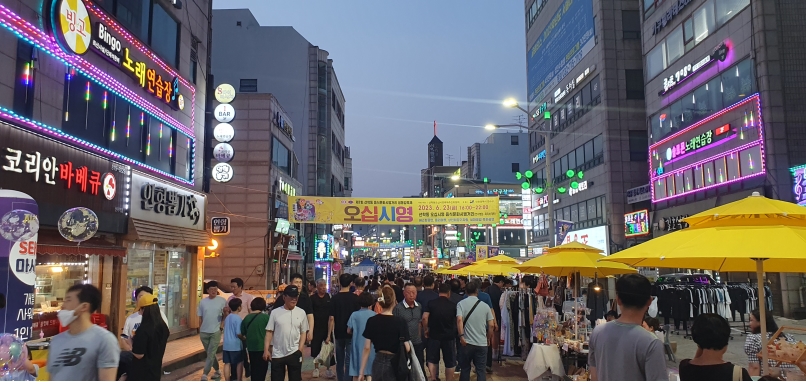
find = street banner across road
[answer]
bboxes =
[289,196,500,225]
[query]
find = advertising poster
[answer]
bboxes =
[561,226,610,255]
[488,246,500,258]
[288,196,499,225]
[476,245,489,261]
[0,190,39,341]
[556,220,575,246]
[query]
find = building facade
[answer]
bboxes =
[466,131,529,183]
[641,0,806,317]
[211,9,350,286]
[0,0,212,339]
[524,0,648,252]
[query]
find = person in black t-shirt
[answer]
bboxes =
[310,279,333,378]
[679,313,751,381]
[329,273,360,381]
[129,293,169,381]
[424,283,458,381]
[360,286,410,381]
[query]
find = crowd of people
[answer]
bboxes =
[31,266,806,381]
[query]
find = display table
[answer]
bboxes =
[524,344,565,380]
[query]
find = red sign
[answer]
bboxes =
[714,124,731,136]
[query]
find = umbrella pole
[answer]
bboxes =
[575,271,579,340]
[756,259,770,376]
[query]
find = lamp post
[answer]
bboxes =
[490,98,556,247]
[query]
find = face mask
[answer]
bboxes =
[57,309,78,327]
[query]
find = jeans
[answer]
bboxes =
[248,351,269,382]
[270,350,302,381]
[200,331,222,375]
[372,352,397,381]
[335,338,352,381]
[459,345,487,381]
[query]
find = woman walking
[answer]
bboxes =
[348,293,376,380]
[128,293,170,381]
[359,286,411,381]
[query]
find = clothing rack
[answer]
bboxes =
[498,288,536,364]
[654,283,736,339]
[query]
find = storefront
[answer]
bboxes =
[126,171,207,338]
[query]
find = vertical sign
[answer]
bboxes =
[0,190,38,341]
[555,220,575,246]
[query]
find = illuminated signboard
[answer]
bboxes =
[660,43,729,96]
[650,94,766,203]
[532,150,546,164]
[315,239,332,261]
[554,66,595,104]
[791,165,806,206]
[624,209,650,238]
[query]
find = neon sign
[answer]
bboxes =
[791,165,806,206]
[649,94,766,203]
[624,209,650,238]
[660,43,729,96]
[532,150,546,164]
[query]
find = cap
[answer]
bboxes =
[137,292,157,310]
[283,285,300,298]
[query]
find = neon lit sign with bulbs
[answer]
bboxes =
[649,94,766,203]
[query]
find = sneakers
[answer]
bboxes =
[211,371,221,381]
[486,367,494,374]
[312,369,320,378]
[200,376,208,381]
[325,369,335,379]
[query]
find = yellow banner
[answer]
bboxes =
[288,196,500,225]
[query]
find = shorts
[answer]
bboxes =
[426,338,457,368]
[223,350,244,365]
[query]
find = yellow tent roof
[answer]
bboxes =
[515,241,636,277]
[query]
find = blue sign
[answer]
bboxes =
[527,0,596,105]
[0,190,38,341]
[314,239,331,261]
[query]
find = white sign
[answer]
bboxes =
[130,172,205,230]
[288,228,299,251]
[213,123,234,143]
[102,172,117,201]
[554,66,594,104]
[214,84,236,104]
[213,143,234,162]
[534,195,560,210]
[57,0,92,55]
[561,226,609,255]
[568,181,589,196]
[626,184,652,204]
[213,163,234,183]
[214,104,235,123]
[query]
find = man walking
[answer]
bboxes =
[457,281,494,381]
[311,279,334,378]
[394,283,425,374]
[264,285,309,381]
[328,273,359,381]
[227,278,254,320]
[485,276,504,371]
[423,283,457,381]
[47,284,119,381]
[589,274,667,380]
[198,281,227,381]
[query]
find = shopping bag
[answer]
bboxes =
[648,297,658,318]
[407,341,426,381]
[314,340,334,366]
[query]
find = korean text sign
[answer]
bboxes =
[289,196,500,225]
[130,172,204,230]
[527,0,596,105]
[0,190,38,341]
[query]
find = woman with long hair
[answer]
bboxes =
[128,293,170,381]
[744,309,797,376]
[359,286,411,381]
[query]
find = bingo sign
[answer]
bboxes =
[624,209,650,238]
[0,190,39,341]
[213,84,236,182]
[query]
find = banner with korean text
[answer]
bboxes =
[288,196,500,225]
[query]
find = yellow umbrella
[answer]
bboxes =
[603,192,806,374]
[515,241,637,277]
[461,261,521,276]
[434,267,453,275]
[476,255,520,265]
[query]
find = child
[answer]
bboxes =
[223,299,244,381]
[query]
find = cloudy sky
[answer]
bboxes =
[213,0,526,197]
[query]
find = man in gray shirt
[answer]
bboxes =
[47,284,119,381]
[589,274,667,381]
[197,281,228,381]
[456,280,494,381]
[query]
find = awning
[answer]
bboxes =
[286,253,303,261]
[127,219,209,247]
[37,230,126,257]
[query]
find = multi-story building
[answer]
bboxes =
[641,0,806,317]
[211,9,349,285]
[524,0,648,252]
[466,131,529,183]
[0,0,212,340]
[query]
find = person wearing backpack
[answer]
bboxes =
[456,281,495,381]
[241,298,270,381]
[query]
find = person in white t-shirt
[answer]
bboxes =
[227,278,255,320]
[264,285,309,381]
[121,286,169,351]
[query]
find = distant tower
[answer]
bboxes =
[428,121,443,168]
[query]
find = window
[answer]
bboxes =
[511,163,520,173]
[629,131,648,162]
[116,0,150,42]
[683,18,695,46]
[716,0,749,26]
[693,1,715,44]
[240,79,257,92]
[151,3,179,67]
[511,135,519,145]
[646,44,666,79]
[272,138,291,175]
[622,10,641,39]
[345,177,350,191]
[666,27,684,64]
[625,69,645,100]
[190,37,199,85]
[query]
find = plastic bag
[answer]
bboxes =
[314,340,334,367]
[407,341,426,381]
[648,297,658,318]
